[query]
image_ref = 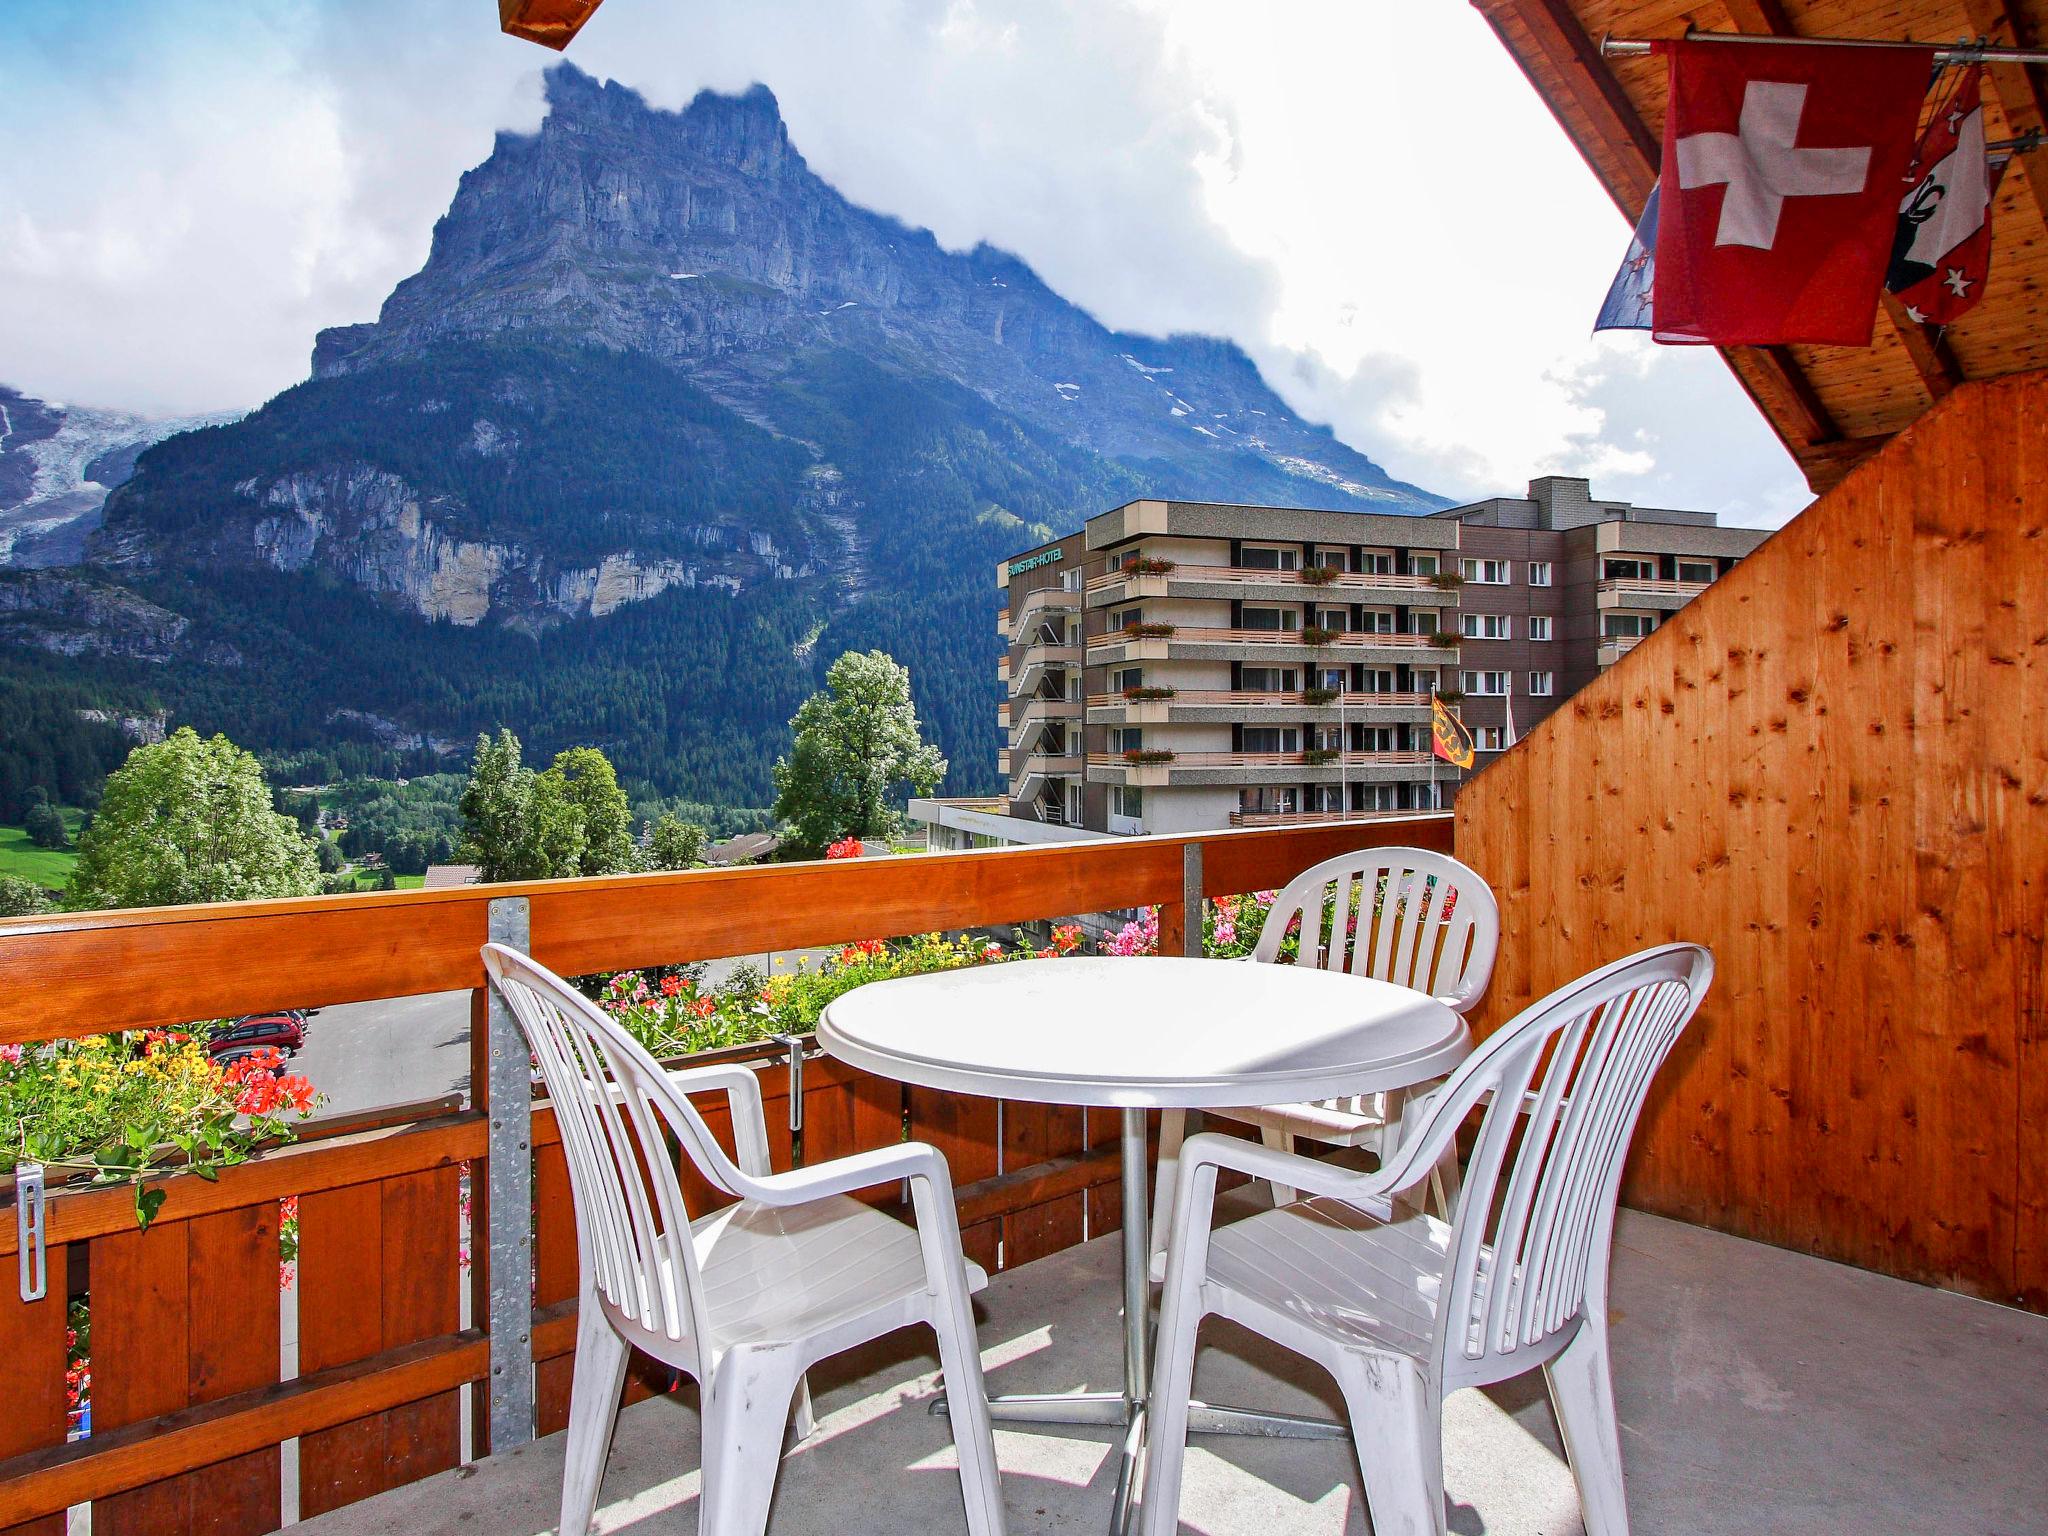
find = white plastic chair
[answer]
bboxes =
[1150,847,1500,1269]
[481,943,1005,1536]
[1139,943,1713,1536]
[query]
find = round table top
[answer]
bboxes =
[817,955,1469,1109]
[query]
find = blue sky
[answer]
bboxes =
[0,0,1811,525]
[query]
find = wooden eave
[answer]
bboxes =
[1473,0,2048,492]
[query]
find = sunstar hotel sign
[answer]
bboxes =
[1009,549,1063,576]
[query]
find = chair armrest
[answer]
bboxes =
[745,1139,952,1206]
[663,1060,774,1177]
[1176,1131,1396,1220]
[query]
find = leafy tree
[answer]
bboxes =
[772,650,946,854]
[644,812,708,871]
[67,728,320,910]
[23,801,68,850]
[554,746,635,878]
[316,836,344,874]
[0,876,53,917]
[457,730,640,882]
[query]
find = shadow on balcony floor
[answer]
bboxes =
[298,1209,2048,1535]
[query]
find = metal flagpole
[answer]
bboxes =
[1601,32,2048,66]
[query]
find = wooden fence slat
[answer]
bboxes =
[183,1208,283,1535]
[907,1088,1002,1271]
[0,1242,67,1536]
[532,1147,578,1438]
[296,1182,383,1518]
[90,1222,191,1535]
[1002,1103,1088,1268]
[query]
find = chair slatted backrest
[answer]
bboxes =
[1385,944,1712,1384]
[1251,847,1500,1013]
[483,943,766,1350]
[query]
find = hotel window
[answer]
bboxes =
[1476,726,1507,751]
[1311,724,1344,752]
[1065,782,1083,822]
[1110,727,1143,753]
[1240,544,1299,571]
[1359,550,1395,575]
[1409,554,1439,576]
[1358,608,1394,633]
[1112,667,1144,692]
[1111,785,1144,818]
[1460,612,1511,640]
[1359,726,1394,751]
[1240,666,1295,692]
[1604,558,1653,581]
[1363,783,1400,810]
[1359,669,1395,693]
[1310,785,1345,813]
[1316,666,1347,691]
[1314,547,1351,571]
[1242,726,1299,753]
[1316,607,1351,632]
[1411,669,1439,694]
[1530,671,1554,696]
[1461,670,1508,695]
[1679,560,1716,582]
[1529,616,1553,641]
[1527,561,1553,586]
[1241,605,1298,632]
[1239,787,1297,814]
[1462,558,1511,584]
[1113,607,1142,630]
[1604,613,1657,638]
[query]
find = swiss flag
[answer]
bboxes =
[1653,39,1933,346]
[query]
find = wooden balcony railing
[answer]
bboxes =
[1596,577,1708,599]
[0,817,1451,1533]
[1228,808,1432,826]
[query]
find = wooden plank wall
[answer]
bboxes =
[1454,369,2048,1309]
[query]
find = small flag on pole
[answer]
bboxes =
[1595,182,1660,332]
[1887,65,2003,327]
[1431,695,1475,770]
[1503,685,1519,749]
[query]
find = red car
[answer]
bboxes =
[208,1013,304,1056]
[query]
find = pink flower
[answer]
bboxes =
[826,836,864,860]
[0,1044,21,1066]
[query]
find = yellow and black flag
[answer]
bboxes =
[1431,695,1475,770]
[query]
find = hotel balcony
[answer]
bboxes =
[1013,584,1082,629]
[1596,576,1710,611]
[1227,807,1438,827]
[1087,688,1434,725]
[1008,692,1084,740]
[1086,564,1461,608]
[1005,643,1083,698]
[1086,748,1437,787]
[1597,634,1645,668]
[1087,625,1457,668]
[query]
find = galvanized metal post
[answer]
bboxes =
[485,896,534,1453]
[1180,842,1204,957]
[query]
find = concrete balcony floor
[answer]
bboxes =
[301,1208,2048,1535]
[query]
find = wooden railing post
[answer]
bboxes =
[483,896,534,1453]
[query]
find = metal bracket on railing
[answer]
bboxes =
[15,1162,45,1303]
[485,896,534,1454]
[775,1033,807,1167]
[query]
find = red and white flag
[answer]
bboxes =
[1653,38,1933,346]
[1887,65,2003,327]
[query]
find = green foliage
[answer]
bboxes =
[458,731,642,882]
[315,836,344,874]
[772,650,946,854]
[67,728,320,911]
[0,875,53,916]
[644,813,708,871]
[327,773,463,874]
[0,676,131,822]
[22,801,68,850]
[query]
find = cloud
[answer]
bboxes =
[0,0,1811,525]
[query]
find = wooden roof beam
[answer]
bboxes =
[1470,0,1850,465]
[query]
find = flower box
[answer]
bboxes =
[1300,564,1344,586]
[1124,622,1177,639]
[1122,749,1176,765]
[1302,625,1339,646]
[1302,686,1341,706]
[1428,571,1466,590]
[1127,556,1177,575]
[1427,630,1460,648]
[1304,748,1340,766]
[1122,686,1178,701]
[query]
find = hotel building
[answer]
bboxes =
[915,478,1769,848]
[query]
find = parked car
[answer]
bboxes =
[208,1013,304,1056]
[210,1044,289,1077]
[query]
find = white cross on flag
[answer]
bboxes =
[1652,38,1933,346]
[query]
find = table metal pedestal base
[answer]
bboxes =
[931,1110,1347,1533]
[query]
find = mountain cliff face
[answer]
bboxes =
[14,65,1441,804]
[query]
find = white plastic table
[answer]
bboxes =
[818,954,1470,1533]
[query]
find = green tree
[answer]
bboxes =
[644,813,708,871]
[553,746,635,878]
[22,801,68,850]
[772,650,947,853]
[0,875,53,917]
[457,731,640,882]
[67,728,320,910]
[316,836,345,875]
